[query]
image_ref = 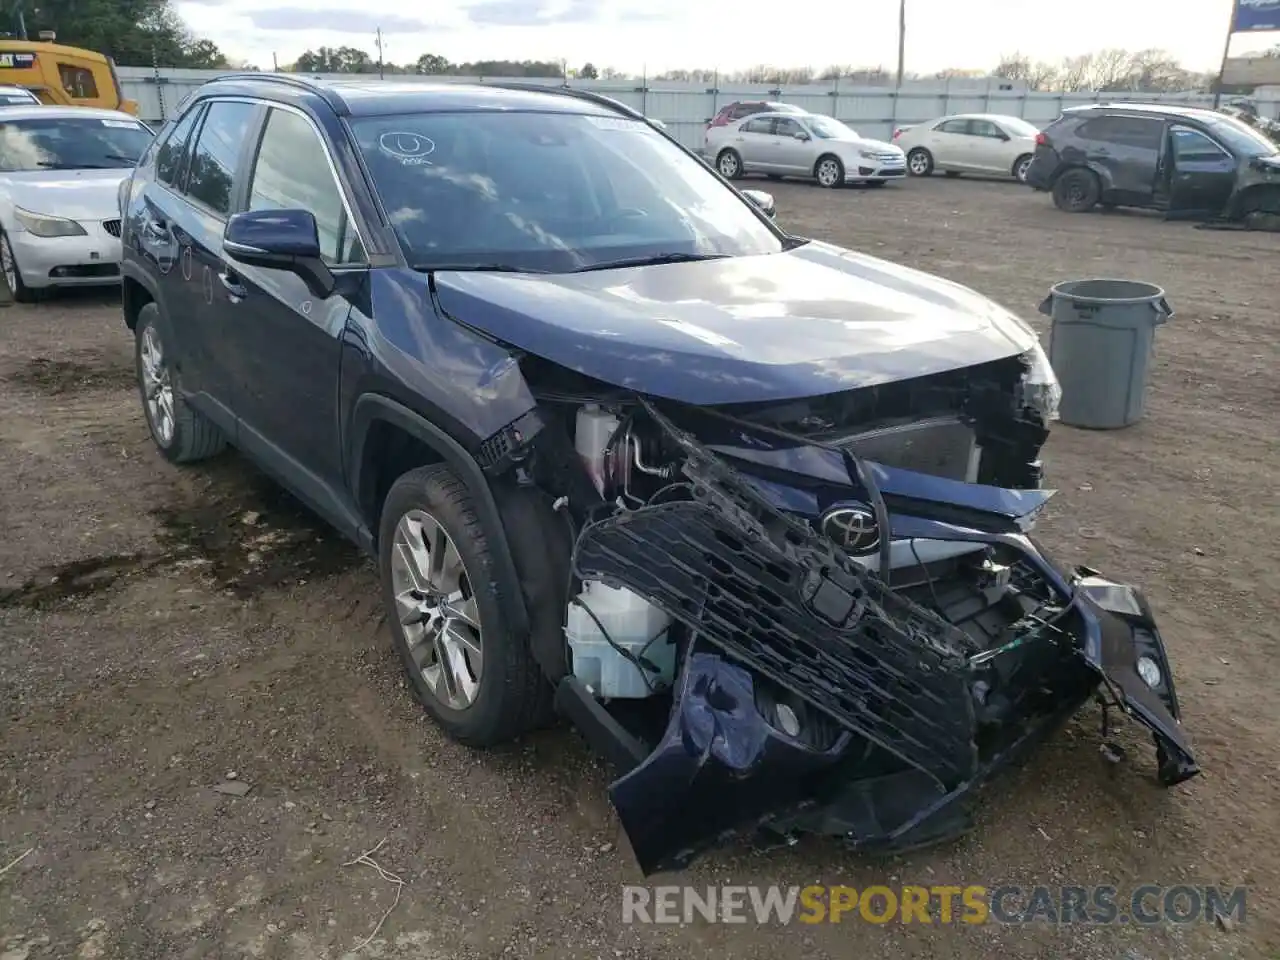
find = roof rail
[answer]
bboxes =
[199,72,348,111]
[479,81,645,119]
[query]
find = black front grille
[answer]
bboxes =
[102,219,122,237]
[573,448,980,788]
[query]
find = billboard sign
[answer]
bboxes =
[1233,0,1280,31]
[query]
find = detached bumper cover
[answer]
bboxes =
[573,422,1198,875]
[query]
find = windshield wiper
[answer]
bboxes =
[414,263,548,274]
[571,252,729,273]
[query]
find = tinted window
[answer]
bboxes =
[936,119,969,134]
[1076,115,1162,149]
[969,119,1003,138]
[350,111,783,273]
[1171,127,1228,163]
[155,106,202,188]
[185,101,255,216]
[248,108,364,264]
[740,118,772,134]
[730,104,762,120]
[0,115,152,172]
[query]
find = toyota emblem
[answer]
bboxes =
[820,504,880,554]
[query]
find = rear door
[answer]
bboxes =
[226,104,369,515]
[1074,114,1163,205]
[733,116,775,172]
[929,118,973,169]
[1167,125,1239,216]
[175,99,262,413]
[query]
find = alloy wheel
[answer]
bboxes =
[390,509,484,711]
[718,153,739,178]
[139,323,176,447]
[817,159,840,187]
[1016,157,1032,182]
[909,152,930,175]
[1,235,17,294]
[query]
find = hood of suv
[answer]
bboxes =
[431,240,1036,405]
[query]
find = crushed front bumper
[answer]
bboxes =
[571,417,1198,875]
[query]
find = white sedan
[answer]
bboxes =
[0,105,153,300]
[706,112,906,188]
[892,114,1040,182]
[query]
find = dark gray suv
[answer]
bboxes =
[1025,102,1280,222]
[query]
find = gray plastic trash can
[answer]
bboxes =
[1039,279,1172,429]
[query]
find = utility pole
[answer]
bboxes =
[895,0,906,87]
[375,28,385,79]
[271,51,278,71]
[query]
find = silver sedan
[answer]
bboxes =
[706,113,906,188]
[0,105,153,301]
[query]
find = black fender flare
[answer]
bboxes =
[348,393,530,640]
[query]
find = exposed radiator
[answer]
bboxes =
[833,416,979,482]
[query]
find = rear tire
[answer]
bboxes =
[135,303,226,464]
[1013,153,1033,183]
[1052,168,1101,213]
[716,149,743,180]
[907,148,934,177]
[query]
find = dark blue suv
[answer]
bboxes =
[119,75,1197,874]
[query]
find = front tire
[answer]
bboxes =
[1052,168,1101,213]
[0,230,35,303]
[135,303,226,464]
[907,148,934,177]
[716,148,743,180]
[380,465,549,747]
[814,154,844,188]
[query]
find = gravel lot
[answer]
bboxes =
[2,174,1277,960]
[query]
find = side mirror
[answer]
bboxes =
[794,131,810,141]
[223,208,335,299]
[741,189,776,219]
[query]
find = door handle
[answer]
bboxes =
[218,270,247,300]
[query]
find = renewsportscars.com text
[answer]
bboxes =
[621,884,1247,926]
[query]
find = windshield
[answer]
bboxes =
[806,116,856,139]
[999,117,1040,138]
[1202,115,1278,157]
[0,116,152,171]
[350,111,785,273]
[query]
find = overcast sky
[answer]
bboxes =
[175,0,1274,74]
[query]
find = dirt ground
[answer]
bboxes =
[1,174,1278,960]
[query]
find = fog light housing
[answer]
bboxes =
[1136,655,1162,689]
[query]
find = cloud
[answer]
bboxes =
[461,0,665,27]
[245,7,435,33]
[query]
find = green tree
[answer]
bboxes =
[22,0,227,67]
[292,46,374,73]
[578,62,598,80]
[414,53,452,75]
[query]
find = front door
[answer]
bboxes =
[1167,125,1239,217]
[767,116,813,174]
[224,105,369,521]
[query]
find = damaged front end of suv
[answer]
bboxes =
[454,285,1199,875]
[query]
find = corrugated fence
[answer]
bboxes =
[117,67,1280,149]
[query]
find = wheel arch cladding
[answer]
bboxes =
[349,393,531,640]
[122,276,155,331]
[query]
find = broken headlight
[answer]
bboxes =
[1018,342,1061,423]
